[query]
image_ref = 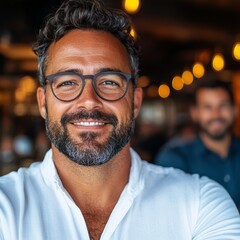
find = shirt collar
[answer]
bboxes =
[195,134,240,157]
[40,148,144,197]
[126,148,144,197]
[40,149,62,189]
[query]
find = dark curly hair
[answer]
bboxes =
[33,0,139,87]
[193,79,234,105]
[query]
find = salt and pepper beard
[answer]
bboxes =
[44,103,135,166]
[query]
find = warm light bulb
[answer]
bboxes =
[158,84,170,98]
[130,27,137,39]
[192,62,205,78]
[212,53,224,71]
[138,75,150,88]
[123,0,141,14]
[172,76,183,90]
[233,42,240,60]
[182,71,193,85]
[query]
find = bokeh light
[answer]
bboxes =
[158,84,170,98]
[138,75,150,88]
[233,42,240,60]
[212,53,225,71]
[172,76,184,90]
[130,27,137,39]
[122,0,141,14]
[192,62,205,78]
[182,70,194,85]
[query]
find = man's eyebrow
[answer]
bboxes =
[96,67,125,73]
[51,67,126,74]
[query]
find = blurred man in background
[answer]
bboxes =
[155,80,240,210]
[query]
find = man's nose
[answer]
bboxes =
[75,79,103,110]
[211,106,222,118]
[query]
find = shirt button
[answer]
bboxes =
[224,174,231,183]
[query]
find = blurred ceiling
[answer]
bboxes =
[0,0,240,94]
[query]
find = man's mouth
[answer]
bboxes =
[72,121,105,126]
[61,110,118,127]
[208,119,225,126]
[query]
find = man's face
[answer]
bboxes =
[37,30,142,166]
[191,88,236,140]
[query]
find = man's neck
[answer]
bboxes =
[200,133,232,158]
[51,145,131,240]
[51,145,131,208]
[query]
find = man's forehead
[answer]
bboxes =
[46,29,131,74]
[48,29,127,54]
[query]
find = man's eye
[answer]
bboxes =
[61,81,74,86]
[102,80,119,86]
[57,80,78,88]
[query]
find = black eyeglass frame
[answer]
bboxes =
[45,71,134,102]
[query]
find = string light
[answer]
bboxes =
[158,84,170,98]
[130,27,137,39]
[172,76,183,90]
[140,36,240,96]
[233,42,240,60]
[182,70,193,85]
[192,62,205,78]
[122,0,141,14]
[212,53,225,71]
[138,75,150,88]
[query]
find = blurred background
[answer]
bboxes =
[0,0,240,174]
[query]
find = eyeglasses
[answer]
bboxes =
[45,71,133,102]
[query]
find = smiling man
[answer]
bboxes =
[0,1,240,240]
[155,80,240,210]
[41,29,137,167]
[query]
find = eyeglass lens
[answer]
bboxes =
[51,72,129,101]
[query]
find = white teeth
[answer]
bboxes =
[73,122,104,126]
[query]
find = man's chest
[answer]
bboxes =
[82,208,113,240]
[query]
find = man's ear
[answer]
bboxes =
[133,87,143,118]
[37,87,46,119]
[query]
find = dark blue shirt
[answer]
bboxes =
[154,136,240,209]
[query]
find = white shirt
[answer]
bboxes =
[0,149,240,240]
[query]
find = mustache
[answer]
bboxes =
[61,110,118,126]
